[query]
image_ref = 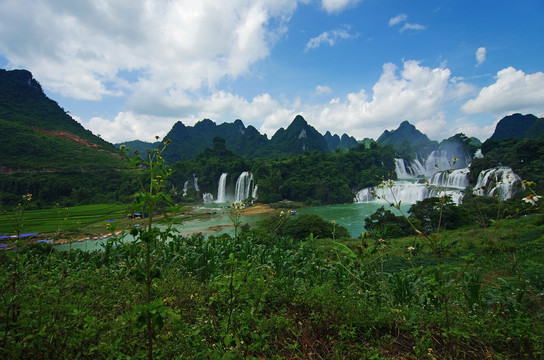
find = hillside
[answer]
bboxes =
[488,113,544,141]
[0,69,127,171]
[0,69,134,206]
[377,120,438,158]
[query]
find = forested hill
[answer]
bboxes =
[487,113,544,141]
[0,69,127,171]
[0,69,116,150]
[376,120,438,158]
[0,69,134,206]
[120,115,359,162]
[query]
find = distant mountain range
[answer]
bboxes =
[119,114,359,162]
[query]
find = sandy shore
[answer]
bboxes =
[238,203,277,216]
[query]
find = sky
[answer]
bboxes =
[1,0,543,144]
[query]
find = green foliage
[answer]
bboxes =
[278,214,350,240]
[408,196,472,233]
[364,206,412,238]
[0,69,135,207]
[169,139,396,205]
[0,211,543,359]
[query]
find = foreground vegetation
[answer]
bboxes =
[0,205,543,359]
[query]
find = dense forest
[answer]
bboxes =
[170,137,397,205]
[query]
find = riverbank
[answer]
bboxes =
[1,202,280,250]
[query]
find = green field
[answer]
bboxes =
[0,203,129,236]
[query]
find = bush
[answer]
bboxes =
[280,214,350,240]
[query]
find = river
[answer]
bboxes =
[54,202,408,251]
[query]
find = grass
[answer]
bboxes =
[0,203,129,237]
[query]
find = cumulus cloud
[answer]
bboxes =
[476,47,486,66]
[87,91,292,142]
[462,67,544,115]
[291,60,468,140]
[308,61,452,138]
[321,0,362,13]
[0,0,299,102]
[84,59,472,142]
[388,13,426,33]
[305,27,356,51]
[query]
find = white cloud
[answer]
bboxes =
[388,13,426,33]
[0,0,300,101]
[315,85,333,95]
[87,112,179,143]
[85,59,473,143]
[476,47,486,66]
[401,23,426,32]
[462,67,544,115]
[321,0,362,13]
[305,27,356,51]
[389,14,407,26]
[303,60,467,139]
[454,118,499,141]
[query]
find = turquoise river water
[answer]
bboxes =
[54,202,407,251]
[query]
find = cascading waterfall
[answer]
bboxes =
[216,173,228,203]
[430,168,470,189]
[355,152,521,205]
[355,153,472,205]
[252,185,258,201]
[234,171,256,203]
[182,180,188,196]
[473,167,520,201]
[193,174,199,192]
[202,193,213,203]
[395,157,425,179]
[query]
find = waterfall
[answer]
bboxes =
[354,180,466,205]
[395,157,427,179]
[429,168,470,189]
[193,174,199,192]
[354,188,375,203]
[202,193,213,203]
[182,180,188,196]
[252,184,258,200]
[234,172,255,203]
[473,167,520,201]
[216,173,228,203]
[395,158,411,179]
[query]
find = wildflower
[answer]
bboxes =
[378,238,384,243]
[523,194,541,206]
[407,246,415,251]
[155,135,160,140]
[331,220,336,224]
[280,210,285,217]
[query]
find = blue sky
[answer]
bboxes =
[1,0,543,143]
